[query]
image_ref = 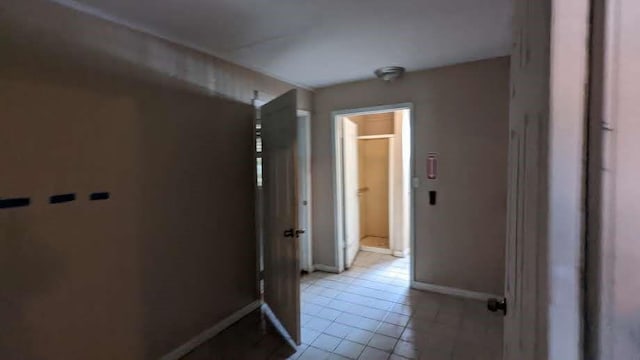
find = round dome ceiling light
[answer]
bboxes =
[374,66,406,82]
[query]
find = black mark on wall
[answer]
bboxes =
[49,193,76,204]
[89,192,110,201]
[0,198,31,209]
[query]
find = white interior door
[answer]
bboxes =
[261,89,300,344]
[343,118,360,268]
[297,113,312,273]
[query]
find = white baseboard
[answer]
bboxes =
[360,246,393,255]
[262,303,297,349]
[411,281,501,301]
[392,249,409,258]
[313,264,340,273]
[160,300,262,360]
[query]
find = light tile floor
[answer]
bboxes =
[288,252,503,360]
[185,252,503,360]
[360,236,389,249]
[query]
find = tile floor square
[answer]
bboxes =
[358,346,391,360]
[302,327,323,345]
[345,328,375,345]
[312,334,342,352]
[324,322,356,338]
[327,354,350,360]
[299,346,331,360]
[368,333,398,352]
[306,317,333,332]
[316,307,343,321]
[375,322,405,338]
[333,339,365,359]
[383,312,410,327]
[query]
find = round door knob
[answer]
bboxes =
[487,298,507,315]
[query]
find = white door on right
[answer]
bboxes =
[343,117,360,268]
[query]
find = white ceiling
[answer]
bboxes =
[57,0,512,88]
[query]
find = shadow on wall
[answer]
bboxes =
[134,87,257,358]
[0,212,65,359]
[0,45,257,359]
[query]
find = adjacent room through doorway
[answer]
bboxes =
[354,114,394,254]
[297,101,503,360]
[335,105,413,271]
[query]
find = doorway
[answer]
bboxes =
[357,129,392,255]
[332,104,413,273]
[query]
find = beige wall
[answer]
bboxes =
[0,1,312,359]
[352,113,395,136]
[359,139,390,238]
[0,58,256,360]
[312,57,510,295]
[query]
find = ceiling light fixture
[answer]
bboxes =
[374,66,406,82]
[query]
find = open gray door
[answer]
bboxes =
[261,89,301,345]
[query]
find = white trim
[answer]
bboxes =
[387,137,395,256]
[357,135,394,139]
[297,110,313,273]
[160,300,262,360]
[408,106,416,292]
[393,249,409,258]
[313,264,341,273]
[262,303,298,349]
[332,103,414,278]
[48,0,315,91]
[360,246,393,255]
[411,281,501,301]
[332,113,345,273]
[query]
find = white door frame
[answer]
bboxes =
[331,103,414,276]
[297,110,313,273]
[342,117,362,267]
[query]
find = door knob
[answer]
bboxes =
[487,298,507,315]
[295,229,306,238]
[283,229,295,238]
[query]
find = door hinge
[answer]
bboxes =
[259,270,264,280]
